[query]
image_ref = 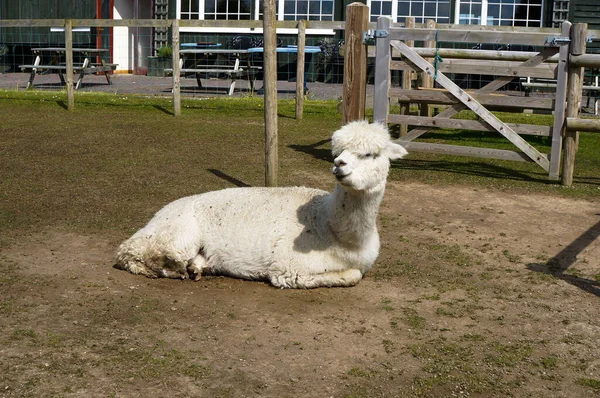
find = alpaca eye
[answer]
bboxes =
[364,153,373,158]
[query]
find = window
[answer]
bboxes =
[369,0,451,23]
[455,0,543,27]
[178,0,334,32]
[282,0,334,21]
[367,0,542,27]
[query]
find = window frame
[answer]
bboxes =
[365,0,543,27]
[177,0,335,34]
[453,0,544,27]
[367,0,452,24]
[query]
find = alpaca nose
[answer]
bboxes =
[334,158,346,167]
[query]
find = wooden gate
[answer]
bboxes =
[371,17,574,180]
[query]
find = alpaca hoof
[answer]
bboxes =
[186,264,203,281]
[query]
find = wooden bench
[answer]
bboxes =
[20,59,118,90]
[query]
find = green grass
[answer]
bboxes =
[578,377,600,391]
[0,89,599,243]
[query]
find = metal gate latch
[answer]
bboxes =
[545,36,571,46]
[363,29,389,44]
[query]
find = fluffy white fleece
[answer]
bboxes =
[115,120,408,288]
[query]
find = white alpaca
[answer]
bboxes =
[115,120,407,288]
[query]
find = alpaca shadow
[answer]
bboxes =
[288,138,332,163]
[526,218,600,297]
[208,169,251,187]
[292,193,332,253]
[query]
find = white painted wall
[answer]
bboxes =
[113,0,153,74]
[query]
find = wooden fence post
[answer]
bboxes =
[65,19,75,111]
[295,20,306,120]
[342,2,369,125]
[399,17,415,136]
[420,19,436,118]
[172,19,181,117]
[562,23,587,186]
[549,21,571,180]
[263,0,278,187]
[373,16,390,124]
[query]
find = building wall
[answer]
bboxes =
[569,0,600,53]
[1,0,96,45]
[112,0,153,73]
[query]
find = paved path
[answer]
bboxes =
[0,72,354,101]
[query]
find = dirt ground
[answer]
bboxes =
[1,181,598,398]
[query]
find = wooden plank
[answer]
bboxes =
[0,19,66,27]
[342,2,369,125]
[65,19,74,111]
[570,54,600,68]
[391,88,555,110]
[412,48,560,63]
[388,27,562,47]
[389,114,552,136]
[373,16,391,124]
[364,45,563,60]
[562,23,588,186]
[74,58,89,90]
[431,24,562,34]
[566,117,600,132]
[421,20,436,118]
[295,20,306,121]
[391,59,556,79]
[172,20,181,117]
[391,40,550,171]
[0,18,347,30]
[399,17,415,136]
[549,21,571,180]
[395,141,541,163]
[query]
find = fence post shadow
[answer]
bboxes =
[208,169,251,187]
[527,219,600,296]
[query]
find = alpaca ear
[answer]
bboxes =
[385,142,408,160]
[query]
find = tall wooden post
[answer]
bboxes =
[420,19,436,118]
[65,19,75,111]
[263,0,278,186]
[295,20,306,120]
[342,2,369,125]
[172,19,181,117]
[399,17,415,136]
[562,23,587,186]
[549,21,571,180]
[373,16,390,124]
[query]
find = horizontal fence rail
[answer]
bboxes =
[0,19,350,30]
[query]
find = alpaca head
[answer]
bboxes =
[331,120,408,192]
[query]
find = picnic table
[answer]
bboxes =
[247,46,322,94]
[20,47,117,90]
[166,48,261,96]
[167,45,322,95]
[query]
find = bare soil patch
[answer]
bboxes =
[1,182,598,398]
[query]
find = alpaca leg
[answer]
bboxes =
[116,260,158,279]
[187,253,210,281]
[270,268,363,289]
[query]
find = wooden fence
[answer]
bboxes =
[0,18,348,119]
[342,3,600,186]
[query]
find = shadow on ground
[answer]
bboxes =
[527,219,600,297]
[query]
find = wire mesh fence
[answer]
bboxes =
[0,21,347,100]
